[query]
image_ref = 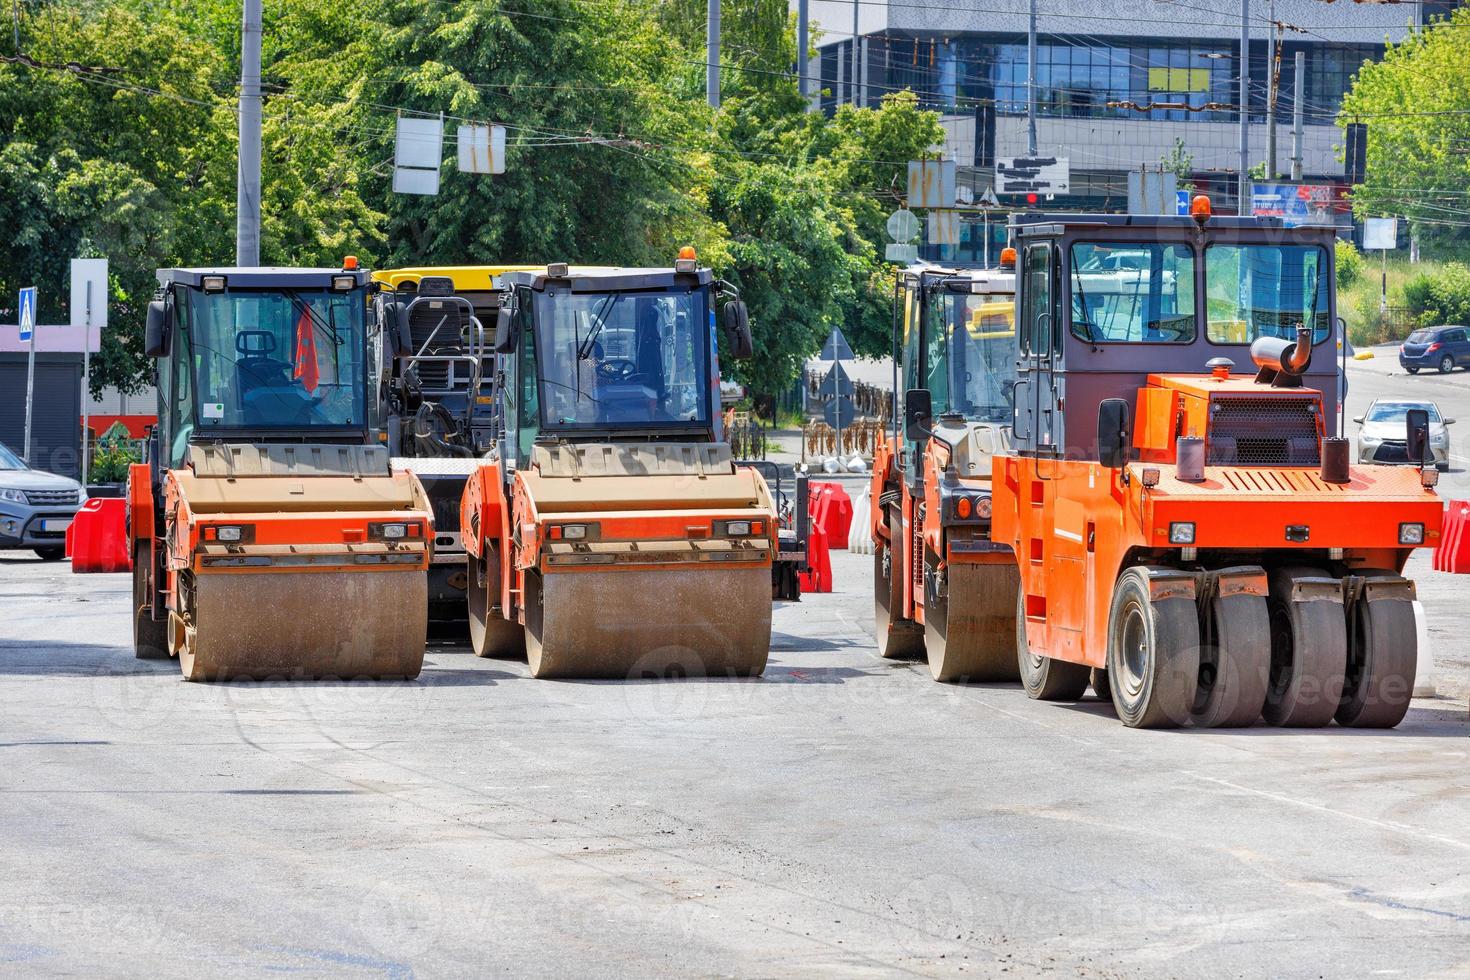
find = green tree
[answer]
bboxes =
[1340,9,1470,250]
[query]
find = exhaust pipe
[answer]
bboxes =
[1250,325,1314,385]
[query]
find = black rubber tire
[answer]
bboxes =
[1192,584,1270,728]
[1091,668,1112,703]
[1405,366,1420,375]
[1106,568,1200,729]
[925,561,1022,683]
[1336,573,1417,728]
[1017,588,1090,700]
[1263,567,1347,727]
[875,512,923,659]
[1439,355,1455,374]
[133,543,170,660]
[33,546,66,561]
[467,550,524,659]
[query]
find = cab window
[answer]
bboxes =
[1022,245,1053,355]
[1070,242,1195,343]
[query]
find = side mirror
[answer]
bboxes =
[144,299,170,358]
[1406,408,1430,464]
[1352,416,1364,425]
[1097,397,1131,468]
[1445,417,1457,425]
[904,388,933,442]
[493,306,518,353]
[721,301,754,360]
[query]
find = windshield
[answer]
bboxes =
[0,444,24,470]
[1070,243,1196,343]
[1367,402,1442,424]
[925,290,1016,422]
[187,288,367,429]
[1205,244,1329,345]
[530,288,711,429]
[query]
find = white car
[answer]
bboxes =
[1354,398,1453,470]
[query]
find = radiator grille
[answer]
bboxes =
[1207,395,1320,467]
[25,489,79,506]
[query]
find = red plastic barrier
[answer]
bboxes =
[67,497,131,573]
[808,482,853,551]
[797,523,832,594]
[1435,499,1470,574]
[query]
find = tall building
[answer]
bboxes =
[804,0,1442,259]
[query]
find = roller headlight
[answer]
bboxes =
[1399,522,1425,545]
[1169,522,1196,545]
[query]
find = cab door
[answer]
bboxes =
[1015,242,1060,455]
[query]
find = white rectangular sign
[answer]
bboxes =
[70,258,108,331]
[907,159,956,209]
[996,156,1071,196]
[457,124,507,175]
[1363,217,1397,251]
[928,209,961,246]
[394,114,444,196]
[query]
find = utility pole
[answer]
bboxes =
[1238,0,1250,209]
[1027,0,1038,155]
[1290,50,1305,181]
[236,0,262,267]
[798,0,811,110]
[1265,0,1278,179]
[707,0,720,108]
[851,0,859,106]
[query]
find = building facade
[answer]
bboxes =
[805,0,1444,261]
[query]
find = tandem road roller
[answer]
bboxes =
[893,201,1446,729]
[124,264,433,680]
[459,253,780,678]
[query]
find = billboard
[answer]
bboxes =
[1250,183,1348,227]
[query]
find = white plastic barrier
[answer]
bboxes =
[849,488,873,554]
[1412,599,1437,698]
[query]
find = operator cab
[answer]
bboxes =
[896,261,1019,487]
[1010,207,1340,464]
[145,266,374,471]
[493,262,751,468]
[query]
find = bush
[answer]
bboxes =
[1335,239,1365,290]
[1402,261,1470,327]
[89,439,140,484]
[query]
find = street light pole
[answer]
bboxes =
[1266,0,1277,179]
[798,0,811,110]
[707,0,720,109]
[237,0,262,267]
[1027,0,1038,156]
[1238,0,1250,209]
[851,0,860,106]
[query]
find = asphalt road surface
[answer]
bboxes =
[3,463,1468,978]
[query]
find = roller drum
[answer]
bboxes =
[178,570,428,681]
[525,566,771,679]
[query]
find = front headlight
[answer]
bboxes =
[1358,434,1382,446]
[0,488,25,505]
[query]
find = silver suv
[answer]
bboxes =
[0,443,86,560]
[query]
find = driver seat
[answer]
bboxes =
[235,330,291,409]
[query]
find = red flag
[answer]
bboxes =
[292,308,320,393]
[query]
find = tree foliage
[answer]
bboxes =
[2,0,942,399]
[1340,10,1470,250]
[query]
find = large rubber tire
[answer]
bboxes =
[1439,354,1455,374]
[1016,588,1090,700]
[467,551,525,659]
[1191,578,1270,728]
[924,561,1021,683]
[1337,573,1417,728]
[133,543,170,660]
[33,546,66,561]
[874,513,923,659]
[1106,568,1200,729]
[1091,668,1112,703]
[1263,567,1347,727]
[1405,366,1420,375]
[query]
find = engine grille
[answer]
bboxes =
[1372,441,1410,463]
[1207,395,1321,467]
[25,489,79,506]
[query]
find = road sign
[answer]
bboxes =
[824,397,857,430]
[996,156,1070,195]
[818,328,854,361]
[821,361,855,397]
[18,286,36,342]
[928,210,961,246]
[884,243,918,264]
[977,186,1000,209]
[393,113,444,196]
[1176,190,1190,215]
[457,123,506,175]
[886,208,919,242]
[907,159,956,209]
[1363,217,1397,251]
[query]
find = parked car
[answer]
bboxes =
[1399,325,1470,374]
[1354,398,1454,470]
[0,443,86,560]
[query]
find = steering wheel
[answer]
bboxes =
[596,358,639,382]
